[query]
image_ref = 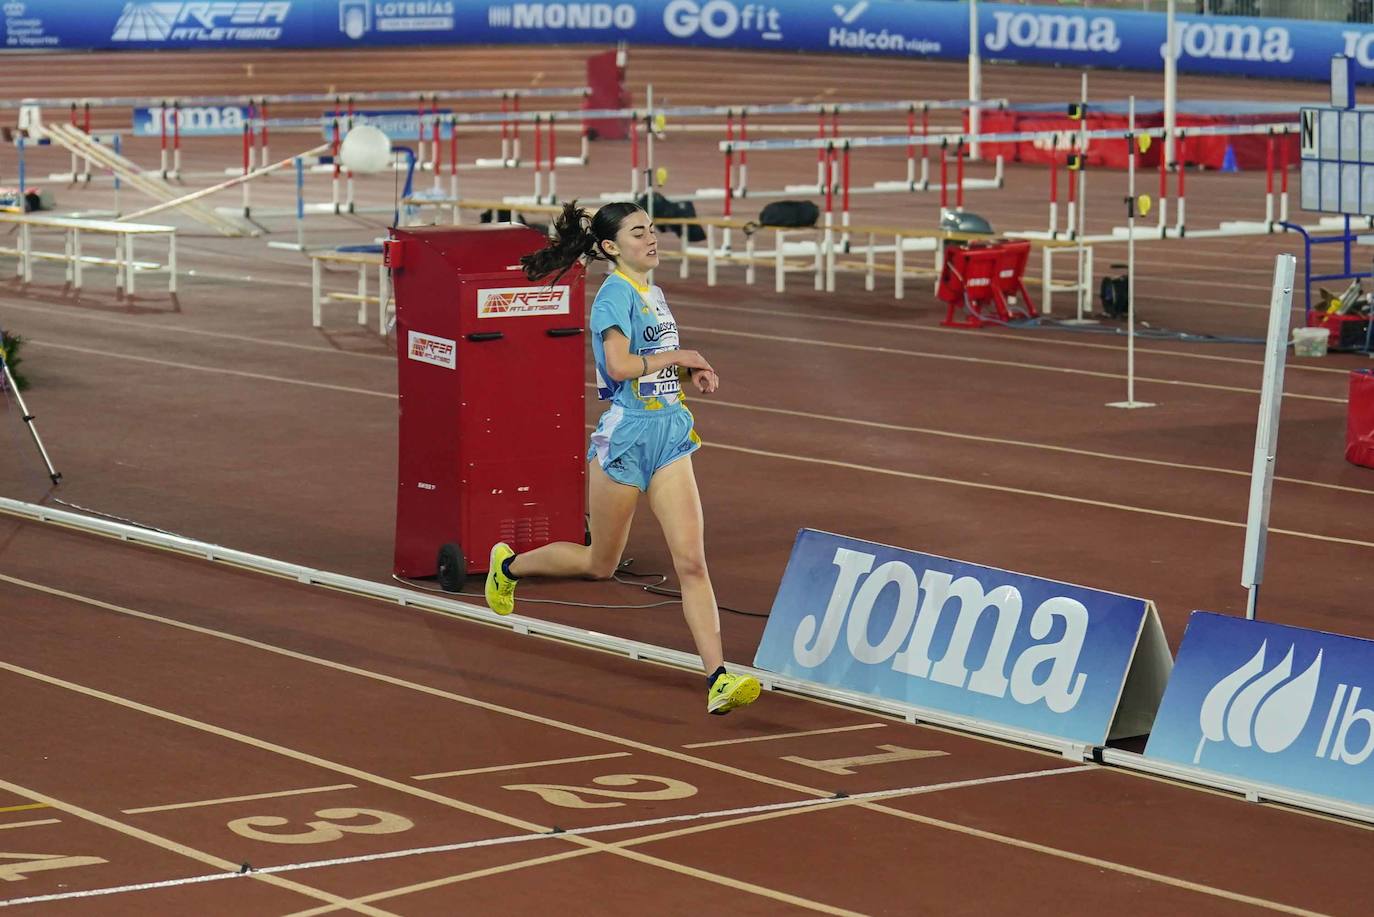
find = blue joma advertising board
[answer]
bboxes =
[754,529,1167,746]
[132,104,252,136]
[1147,612,1374,809]
[8,1,1374,84]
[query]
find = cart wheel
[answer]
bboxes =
[437,543,466,593]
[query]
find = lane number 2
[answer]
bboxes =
[502,774,698,809]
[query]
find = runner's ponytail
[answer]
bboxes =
[521,200,643,284]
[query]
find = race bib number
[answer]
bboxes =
[637,347,681,399]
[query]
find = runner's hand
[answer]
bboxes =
[693,369,719,394]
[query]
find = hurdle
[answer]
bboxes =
[398,95,1007,214]
[2,86,592,204]
[671,98,1009,202]
[800,120,1303,247]
[980,118,1300,242]
[721,127,1020,264]
[1105,121,1299,240]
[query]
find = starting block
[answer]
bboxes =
[937,240,1038,328]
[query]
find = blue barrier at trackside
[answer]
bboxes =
[7,1,1374,84]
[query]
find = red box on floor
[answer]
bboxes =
[388,225,587,585]
[1312,312,1372,351]
[1349,370,1374,470]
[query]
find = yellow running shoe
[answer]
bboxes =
[485,542,517,616]
[707,671,761,715]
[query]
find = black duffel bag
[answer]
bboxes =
[758,200,820,228]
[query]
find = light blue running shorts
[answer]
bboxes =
[587,404,701,492]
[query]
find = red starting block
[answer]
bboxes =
[937,240,1037,328]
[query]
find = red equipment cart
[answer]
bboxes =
[387,224,588,590]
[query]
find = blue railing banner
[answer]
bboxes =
[1146,611,1374,809]
[315,108,451,140]
[8,2,1374,85]
[754,529,1171,746]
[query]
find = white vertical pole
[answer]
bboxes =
[1241,254,1297,621]
[645,84,656,287]
[1126,97,1138,404]
[1108,97,1155,411]
[1164,0,1178,167]
[1075,72,1089,322]
[968,0,982,162]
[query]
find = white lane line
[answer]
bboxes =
[0,301,392,359]
[0,659,861,916]
[40,336,1365,545]
[683,723,887,749]
[123,783,357,815]
[0,777,396,916]
[0,766,1089,910]
[679,391,1374,498]
[683,325,1346,404]
[26,340,393,399]
[681,299,1351,378]
[0,818,61,830]
[0,574,823,799]
[701,439,1374,550]
[10,291,1349,382]
[414,752,632,781]
[862,799,1328,917]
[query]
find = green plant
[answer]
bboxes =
[0,329,27,391]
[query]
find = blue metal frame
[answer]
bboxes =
[1281,217,1374,352]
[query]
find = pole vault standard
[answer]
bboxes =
[1241,253,1297,621]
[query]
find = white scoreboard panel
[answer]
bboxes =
[1300,106,1374,215]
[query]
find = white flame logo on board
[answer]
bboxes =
[1195,641,1322,764]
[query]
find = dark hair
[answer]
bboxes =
[521,200,643,283]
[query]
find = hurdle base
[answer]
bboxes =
[266,241,326,252]
[215,204,393,220]
[1318,215,1374,230]
[1106,400,1157,410]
